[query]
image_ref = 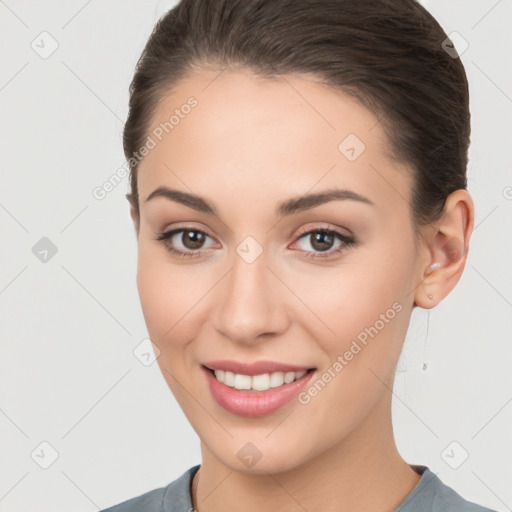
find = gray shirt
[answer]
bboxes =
[100,464,497,511]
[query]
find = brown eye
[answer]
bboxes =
[180,230,206,250]
[155,228,216,257]
[309,231,336,252]
[292,228,356,260]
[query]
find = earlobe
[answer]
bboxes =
[414,189,474,309]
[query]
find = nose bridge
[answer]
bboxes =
[213,236,285,342]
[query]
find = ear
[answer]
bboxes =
[414,189,474,309]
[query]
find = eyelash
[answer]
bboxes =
[154,226,356,260]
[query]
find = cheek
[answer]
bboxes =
[136,222,416,353]
[292,265,411,436]
[136,243,206,347]
[294,256,410,338]
[290,245,414,391]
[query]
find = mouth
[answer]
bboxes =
[202,365,316,392]
[201,362,317,417]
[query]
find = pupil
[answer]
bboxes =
[312,232,333,252]
[184,230,204,249]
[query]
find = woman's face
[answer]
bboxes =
[134,68,427,473]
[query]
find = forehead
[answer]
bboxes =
[137,68,411,210]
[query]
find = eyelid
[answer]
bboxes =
[156,222,356,259]
[156,226,218,247]
[158,222,352,243]
[293,222,354,239]
[160,221,213,235]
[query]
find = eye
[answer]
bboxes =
[291,227,356,260]
[154,225,356,260]
[154,228,216,258]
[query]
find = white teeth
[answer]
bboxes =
[251,373,270,391]
[213,368,309,391]
[284,371,295,384]
[269,372,284,388]
[233,373,252,390]
[224,371,235,387]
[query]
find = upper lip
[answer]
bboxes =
[202,360,315,376]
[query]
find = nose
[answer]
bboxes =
[212,245,289,345]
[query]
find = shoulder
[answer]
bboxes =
[100,487,166,512]
[99,465,200,512]
[396,465,498,512]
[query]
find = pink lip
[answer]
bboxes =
[201,365,316,417]
[202,359,314,376]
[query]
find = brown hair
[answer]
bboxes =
[124,0,470,227]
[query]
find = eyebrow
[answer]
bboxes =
[145,186,374,217]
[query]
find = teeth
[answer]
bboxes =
[252,373,270,391]
[233,373,252,390]
[213,369,308,391]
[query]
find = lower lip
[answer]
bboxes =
[202,365,316,417]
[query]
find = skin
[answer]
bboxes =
[130,67,474,512]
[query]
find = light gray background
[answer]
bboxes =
[1,1,511,511]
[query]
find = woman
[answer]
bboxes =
[102,0,497,510]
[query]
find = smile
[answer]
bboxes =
[211,368,308,391]
[201,363,317,417]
